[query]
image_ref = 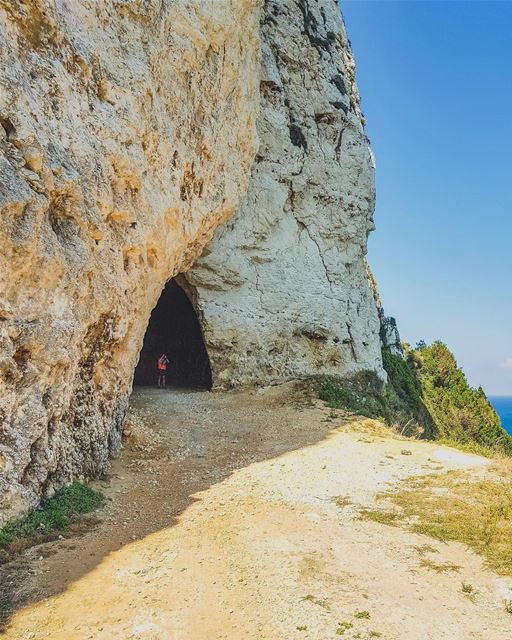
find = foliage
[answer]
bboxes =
[411,341,512,455]
[317,356,429,437]
[0,482,103,551]
[317,370,389,419]
[317,339,512,454]
[381,348,435,438]
[461,582,474,594]
[354,610,370,619]
[336,621,353,635]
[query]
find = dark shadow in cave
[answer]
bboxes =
[133,278,212,389]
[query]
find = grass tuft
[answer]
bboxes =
[354,610,370,619]
[359,508,401,526]
[336,621,353,635]
[461,582,474,595]
[358,460,512,576]
[331,495,353,508]
[419,558,460,573]
[436,438,496,459]
[414,544,438,555]
[0,482,104,556]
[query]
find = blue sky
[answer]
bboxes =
[341,0,512,395]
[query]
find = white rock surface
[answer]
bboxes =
[185,0,384,388]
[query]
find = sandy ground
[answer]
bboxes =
[2,384,512,639]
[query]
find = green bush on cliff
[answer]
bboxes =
[411,341,512,455]
[317,340,512,455]
[381,348,436,438]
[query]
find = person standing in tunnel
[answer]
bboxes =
[157,353,170,389]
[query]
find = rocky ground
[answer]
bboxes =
[1,384,511,639]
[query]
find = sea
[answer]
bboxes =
[489,396,512,435]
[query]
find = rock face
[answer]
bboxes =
[380,317,403,358]
[184,0,383,388]
[0,0,383,524]
[366,261,403,358]
[0,0,261,524]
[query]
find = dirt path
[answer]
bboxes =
[2,384,512,639]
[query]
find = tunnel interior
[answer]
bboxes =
[134,278,212,389]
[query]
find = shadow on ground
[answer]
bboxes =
[0,382,339,628]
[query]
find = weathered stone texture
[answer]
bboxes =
[0,0,261,524]
[0,0,385,525]
[185,0,384,388]
[380,317,403,358]
[366,260,403,358]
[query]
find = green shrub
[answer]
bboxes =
[317,371,389,421]
[0,482,104,550]
[382,348,436,438]
[317,367,423,436]
[413,341,512,455]
[316,340,512,455]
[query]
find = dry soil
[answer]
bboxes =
[1,384,512,639]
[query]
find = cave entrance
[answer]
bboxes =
[134,278,212,390]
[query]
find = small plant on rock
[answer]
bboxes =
[0,482,104,557]
[336,621,353,635]
[461,582,474,595]
[354,610,370,619]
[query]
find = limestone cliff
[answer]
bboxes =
[0,0,384,525]
[366,261,403,358]
[185,0,383,387]
[0,0,261,524]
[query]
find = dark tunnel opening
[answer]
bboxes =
[134,279,212,390]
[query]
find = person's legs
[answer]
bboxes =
[161,373,166,389]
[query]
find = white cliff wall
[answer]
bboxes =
[0,0,385,525]
[186,0,384,388]
[0,0,261,524]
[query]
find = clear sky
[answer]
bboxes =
[341,0,512,395]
